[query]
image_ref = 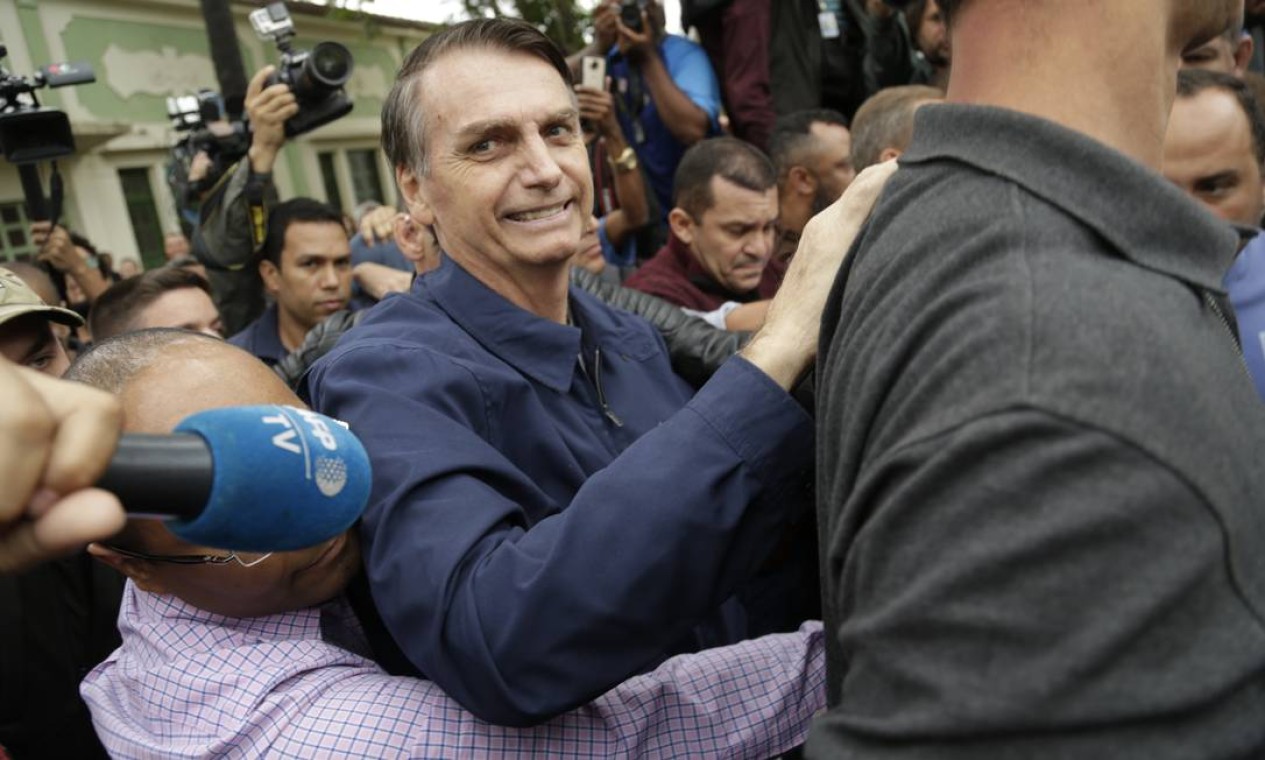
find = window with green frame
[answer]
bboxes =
[347,148,385,205]
[0,202,37,263]
[118,167,165,271]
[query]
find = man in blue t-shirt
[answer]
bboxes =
[602,0,722,220]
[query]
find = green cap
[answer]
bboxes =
[0,266,84,328]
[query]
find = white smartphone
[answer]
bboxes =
[581,55,606,90]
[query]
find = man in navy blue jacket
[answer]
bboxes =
[306,18,891,727]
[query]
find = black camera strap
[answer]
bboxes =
[47,161,64,231]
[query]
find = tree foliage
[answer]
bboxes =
[458,0,590,54]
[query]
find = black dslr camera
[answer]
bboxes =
[250,2,354,138]
[620,0,647,32]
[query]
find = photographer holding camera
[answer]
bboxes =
[195,65,294,338]
[570,0,721,226]
[196,3,354,338]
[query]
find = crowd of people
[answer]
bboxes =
[3,0,1265,757]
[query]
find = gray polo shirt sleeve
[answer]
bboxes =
[808,408,1265,759]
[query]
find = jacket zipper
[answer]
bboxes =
[1205,290,1252,378]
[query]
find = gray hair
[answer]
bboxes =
[381,17,574,177]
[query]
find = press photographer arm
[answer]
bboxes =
[196,66,292,336]
[29,221,109,303]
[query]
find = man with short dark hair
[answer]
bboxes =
[311,17,892,727]
[90,267,222,342]
[1163,68,1265,400]
[626,137,781,313]
[1164,68,1265,228]
[229,198,351,366]
[768,109,856,263]
[809,0,1265,756]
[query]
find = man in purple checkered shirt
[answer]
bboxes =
[72,331,826,758]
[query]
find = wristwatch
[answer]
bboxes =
[611,145,639,174]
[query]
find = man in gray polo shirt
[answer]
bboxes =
[808,0,1265,757]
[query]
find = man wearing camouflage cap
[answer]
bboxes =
[0,266,83,377]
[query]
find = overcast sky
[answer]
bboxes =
[363,0,685,34]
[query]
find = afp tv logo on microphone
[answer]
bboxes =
[262,406,351,497]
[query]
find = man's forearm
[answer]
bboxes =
[309,351,813,727]
[603,132,650,242]
[639,53,710,145]
[69,265,109,303]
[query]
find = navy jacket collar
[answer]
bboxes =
[421,257,582,393]
[902,104,1240,294]
[421,257,661,393]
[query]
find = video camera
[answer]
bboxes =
[0,45,95,301]
[250,2,354,138]
[166,90,249,206]
[0,45,94,167]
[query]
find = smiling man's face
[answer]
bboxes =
[401,46,591,284]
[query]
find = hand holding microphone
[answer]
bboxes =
[1,362,371,575]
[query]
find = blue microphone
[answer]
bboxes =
[97,405,371,552]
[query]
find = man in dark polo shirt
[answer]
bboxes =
[229,198,351,366]
[626,137,781,325]
[808,0,1265,757]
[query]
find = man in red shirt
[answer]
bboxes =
[626,137,780,326]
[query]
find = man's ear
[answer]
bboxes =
[395,214,441,273]
[1236,34,1255,78]
[259,258,281,297]
[88,543,169,595]
[878,147,904,164]
[788,165,816,197]
[668,207,696,246]
[397,165,437,227]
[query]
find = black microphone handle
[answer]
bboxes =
[96,433,216,521]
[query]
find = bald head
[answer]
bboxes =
[70,329,358,619]
[68,329,296,432]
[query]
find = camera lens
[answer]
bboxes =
[296,41,351,95]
